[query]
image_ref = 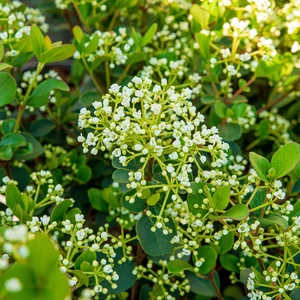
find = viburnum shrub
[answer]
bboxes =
[0,0,300,300]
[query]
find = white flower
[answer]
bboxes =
[151,103,162,115]
[40,215,50,226]
[5,278,22,292]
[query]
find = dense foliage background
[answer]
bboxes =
[0,0,300,299]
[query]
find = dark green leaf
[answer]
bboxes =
[220,253,240,273]
[76,165,92,183]
[218,231,234,254]
[112,169,130,184]
[214,101,227,118]
[75,251,96,270]
[136,215,175,256]
[258,214,289,230]
[28,119,56,137]
[0,133,26,149]
[88,188,108,212]
[1,118,16,135]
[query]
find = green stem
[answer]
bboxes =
[104,59,111,89]
[82,57,105,94]
[14,63,45,133]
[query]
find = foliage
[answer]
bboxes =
[0,0,300,300]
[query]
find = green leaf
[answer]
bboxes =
[5,184,25,210]
[214,101,227,118]
[102,260,136,294]
[136,215,175,256]
[27,79,69,107]
[0,133,26,149]
[258,214,289,230]
[30,24,47,60]
[84,34,99,55]
[147,193,160,206]
[40,45,76,64]
[271,142,300,178]
[73,25,84,43]
[195,33,210,61]
[122,189,147,212]
[0,72,17,107]
[210,204,249,221]
[75,251,96,270]
[1,118,16,135]
[220,253,240,273]
[218,123,242,142]
[191,4,210,29]
[88,188,108,212]
[187,182,208,217]
[14,132,44,161]
[50,200,73,223]
[290,289,300,300]
[167,260,193,274]
[0,63,12,71]
[141,23,158,47]
[0,43,3,60]
[112,169,130,184]
[127,52,148,66]
[28,119,56,137]
[76,165,92,183]
[212,185,230,210]
[0,145,12,160]
[201,95,217,104]
[218,231,234,254]
[250,187,267,217]
[12,204,32,223]
[186,271,219,297]
[194,245,217,274]
[249,152,271,182]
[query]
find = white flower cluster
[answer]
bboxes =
[227,105,256,129]
[0,1,48,45]
[55,0,107,11]
[74,28,133,69]
[258,108,291,144]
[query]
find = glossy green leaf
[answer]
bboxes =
[167,260,193,274]
[220,253,240,273]
[112,169,130,184]
[214,101,227,118]
[258,213,289,230]
[0,133,26,150]
[12,204,31,223]
[210,204,249,221]
[0,145,12,160]
[271,142,300,178]
[141,23,158,47]
[27,79,69,107]
[30,24,47,60]
[75,250,96,270]
[14,132,44,161]
[249,152,271,182]
[88,188,108,212]
[5,184,25,210]
[212,185,230,210]
[136,215,175,256]
[28,119,56,137]
[40,45,76,64]
[50,200,73,223]
[0,72,17,107]
[218,231,234,254]
[218,123,242,142]
[186,271,219,297]
[195,33,210,61]
[194,245,217,274]
[76,165,92,183]
[1,118,16,135]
